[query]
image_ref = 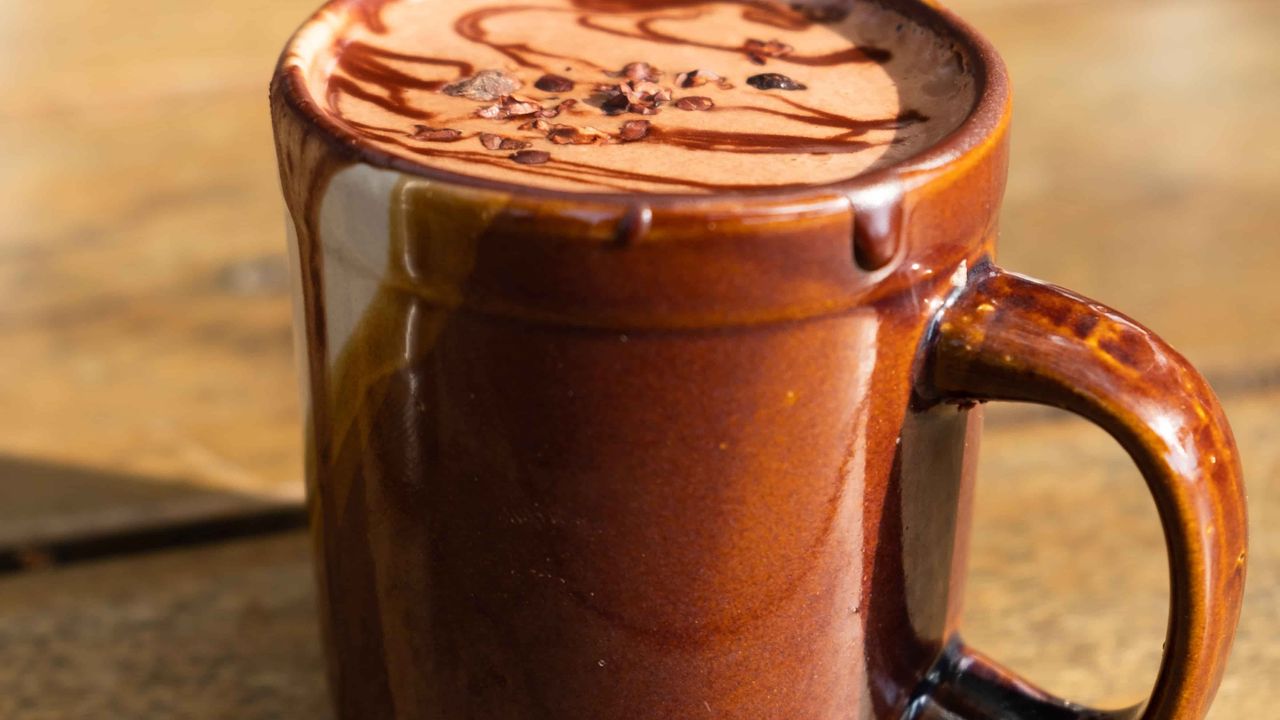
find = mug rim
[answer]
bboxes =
[272,0,1011,213]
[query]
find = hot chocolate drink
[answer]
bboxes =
[273,3,1009,718]
[289,0,977,193]
[273,2,1249,719]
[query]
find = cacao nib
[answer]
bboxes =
[475,95,544,120]
[675,69,731,89]
[534,74,575,93]
[608,62,662,83]
[479,133,530,150]
[746,73,807,91]
[675,96,715,111]
[547,124,611,145]
[442,70,521,102]
[744,38,794,65]
[411,126,463,141]
[511,150,551,165]
[618,120,651,142]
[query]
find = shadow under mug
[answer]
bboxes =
[271,1,1247,718]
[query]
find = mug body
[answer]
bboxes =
[272,2,1011,718]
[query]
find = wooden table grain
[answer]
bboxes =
[0,0,1274,716]
[0,0,314,512]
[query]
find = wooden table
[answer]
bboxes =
[0,0,1275,716]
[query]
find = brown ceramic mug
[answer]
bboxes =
[271,2,1247,718]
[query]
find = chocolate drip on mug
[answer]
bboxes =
[847,183,905,271]
[615,203,654,245]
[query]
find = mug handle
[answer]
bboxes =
[911,264,1247,720]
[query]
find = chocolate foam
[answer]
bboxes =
[286,0,977,193]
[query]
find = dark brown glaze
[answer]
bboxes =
[272,1,1245,719]
[273,4,1004,717]
[915,268,1248,720]
[292,182,990,718]
[845,179,906,270]
[270,77,354,714]
[907,640,1130,720]
[613,202,653,245]
[275,41,1008,713]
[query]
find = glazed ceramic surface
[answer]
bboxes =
[270,2,1246,718]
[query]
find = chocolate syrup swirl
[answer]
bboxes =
[312,0,975,193]
[329,42,477,119]
[575,13,889,68]
[455,7,610,71]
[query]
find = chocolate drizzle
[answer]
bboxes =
[723,101,927,133]
[575,13,890,68]
[455,6,608,71]
[340,42,475,92]
[352,0,396,34]
[653,126,876,154]
[335,109,912,190]
[319,0,951,193]
[329,41,476,119]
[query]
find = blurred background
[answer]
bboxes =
[0,0,1275,716]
